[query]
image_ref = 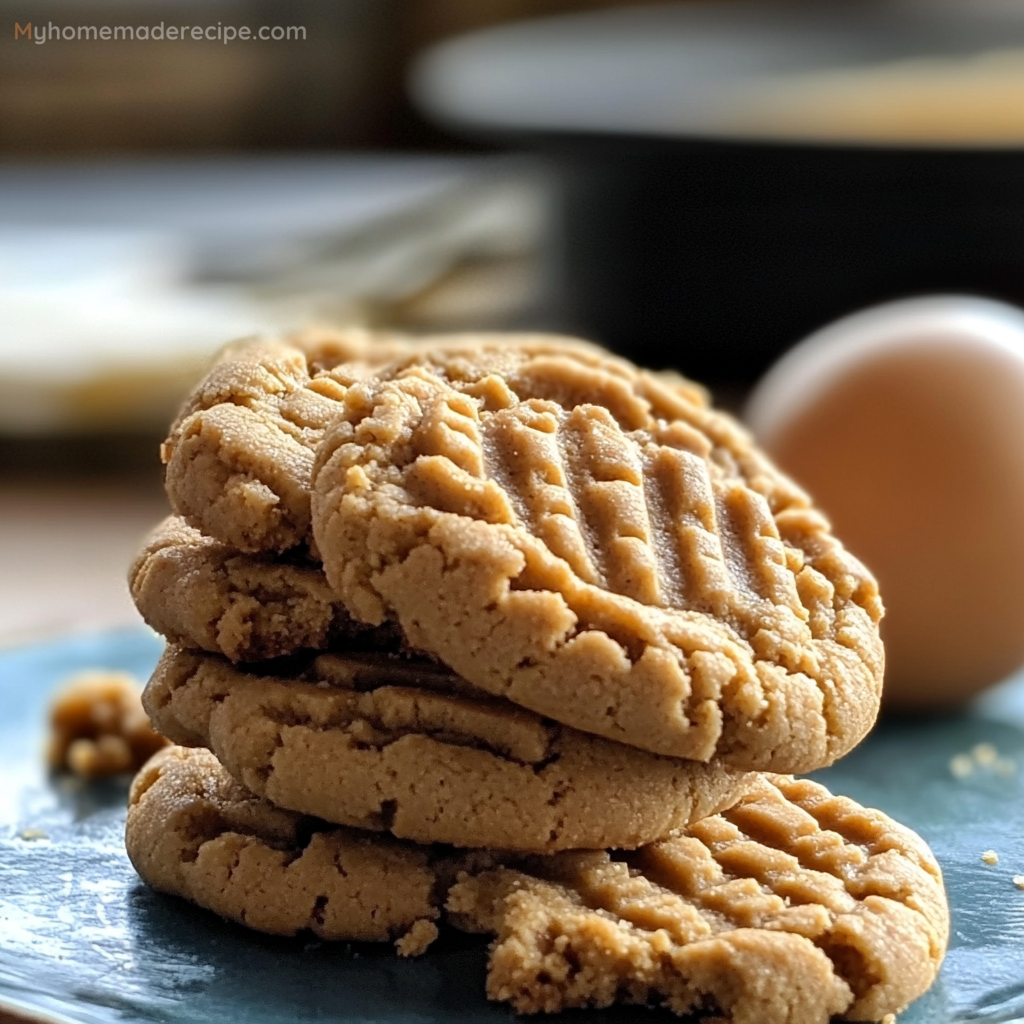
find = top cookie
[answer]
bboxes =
[311,345,884,771]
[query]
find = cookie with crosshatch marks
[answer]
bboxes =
[447,774,948,1021]
[310,345,884,771]
[125,745,448,952]
[129,516,401,663]
[142,645,756,852]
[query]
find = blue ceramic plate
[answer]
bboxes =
[1,628,1023,1023]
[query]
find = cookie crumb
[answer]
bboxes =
[982,850,999,865]
[17,827,49,841]
[48,671,168,778]
[394,918,439,957]
[973,742,999,766]
[1013,875,1024,890]
[949,754,974,778]
[881,1015,897,1024]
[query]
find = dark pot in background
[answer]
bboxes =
[549,134,1024,383]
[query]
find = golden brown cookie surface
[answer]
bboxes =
[447,775,948,1022]
[143,645,755,852]
[311,348,883,770]
[129,516,400,662]
[125,745,445,952]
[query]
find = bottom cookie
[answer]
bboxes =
[127,749,948,1022]
[449,775,949,1023]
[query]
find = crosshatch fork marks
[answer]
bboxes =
[407,390,811,643]
[445,776,947,1020]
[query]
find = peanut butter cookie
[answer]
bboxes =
[447,775,948,1022]
[311,351,883,771]
[143,645,755,852]
[126,745,446,952]
[129,516,399,662]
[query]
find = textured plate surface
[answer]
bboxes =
[0,628,1022,1024]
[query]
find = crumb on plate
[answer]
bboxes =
[973,742,999,766]
[48,671,168,778]
[394,918,439,957]
[982,850,999,865]
[950,743,1017,780]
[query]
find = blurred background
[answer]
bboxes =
[0,0,579,644]
[9,0,1024,706]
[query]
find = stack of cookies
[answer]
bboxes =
[126,331,949,1022]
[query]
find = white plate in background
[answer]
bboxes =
[413,0,1024,147]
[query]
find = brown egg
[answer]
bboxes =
[746,297,1024,708]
